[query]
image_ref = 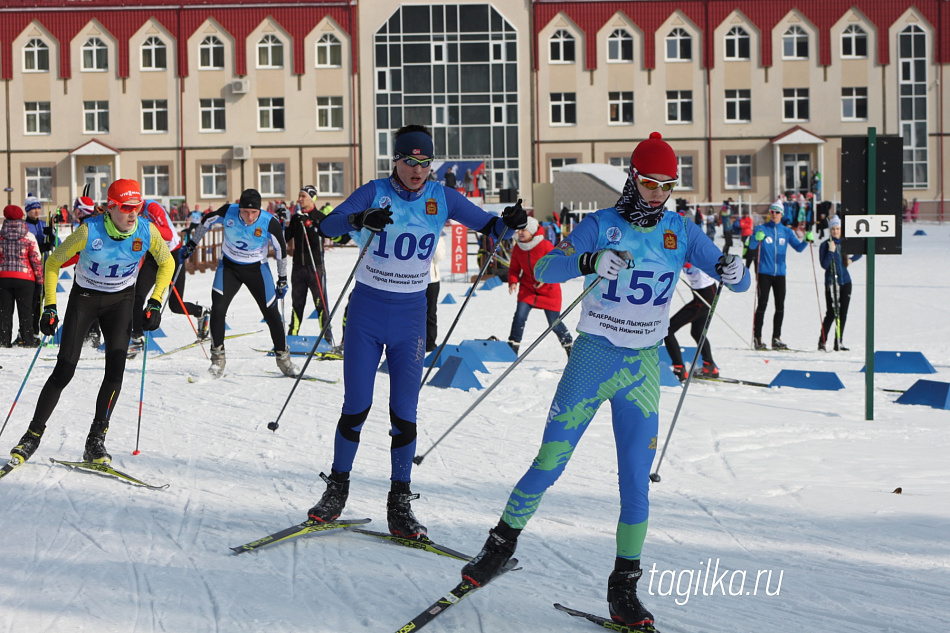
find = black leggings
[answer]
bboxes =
[289,264,332,342]
[0,278,36,346]
[820,282,851,346]
[754,274,787,340]
[664,284,716,366]
[29,286,134,433]
[211,260,285,350]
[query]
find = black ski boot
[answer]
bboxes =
[307,471,349,523]
[607,560,655,629]
[461,521,521,586]
[11,428,43,464]
[771,337,789,350]
[387,481,427,538]
[672,364,687,382]
[753,337,767,351]
[508,340,520,355]
[83,420,111,464]
[562,342,572,359]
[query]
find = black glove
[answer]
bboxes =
[349,207,394,232]
[501,199,528,230]
[43,225,55,237]
[142,299,162,331]
[276,275,288,299]
[40,305,59,336]
[180,239,198,260]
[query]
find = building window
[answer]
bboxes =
[608,91,634,125]
[841,87,868,121]
[25,102,51,135]
[724,154,752,189]
[142,165,170,197]
[316,162,344,195]
[666,90,693,123]
[550,92,576,125]
[316,96,344,129]
[200,164,228,198]
[678,156,694,190]
[142,100,168,133]
[83,101,109,133]
[257,34,283,69]
[783,25,808,60]
[550,157,578,182]
[199,35,224,70]
[81,37,108,71]
[666,28,692,61]
[316,34,342,67]
[841,24,868,59]
[608,156,631,172]
[782,88,809,121]
[607,29,633,63]
[258,98,285,131]
[725,26,750,61]
[141,36,167,71]
[25,167,53,200]
[258,162,286,197]
[24,38,50,72]
[724,89,751,122]
[199,99,226,132]
[550,29,575,63]
[899,25,928,188]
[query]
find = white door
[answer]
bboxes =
[83,164,112,205]
[781,153,810,195]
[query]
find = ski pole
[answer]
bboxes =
[302,223,333,340]
[828,252,842,344]
[132,332,149,455]
[0,335,49,440]
[414,274,604,465]
[170,283,208,360]
[676,275,749,349]
[420,228,510,388]
[267,236,375,432]
[650,280,724,483]
[808,243,825,336]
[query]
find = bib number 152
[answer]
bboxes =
[601,270,675,306]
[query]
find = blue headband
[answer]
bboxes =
[394,131,433,159]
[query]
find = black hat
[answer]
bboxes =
[239,189,262,210]
[301,185,318,199]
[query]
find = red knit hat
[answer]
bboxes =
[631,132,678,179]
[3,204,24,220]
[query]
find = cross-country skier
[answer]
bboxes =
[818,216,859,351]
[8,179,173,466]
[459,132,750,631]
[285,185,333,344]
[305,124,526,538]
[664,263,718,380]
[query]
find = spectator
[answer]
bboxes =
[0,205,43,347]
[463,169,475,197]
[818,216,860,351]
[444,167,457,190]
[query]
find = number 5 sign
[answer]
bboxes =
[844,215,896,238]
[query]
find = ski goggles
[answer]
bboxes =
[633,170,677,192]
[394,154,434,168]
[108,199,144,214]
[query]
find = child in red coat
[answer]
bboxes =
[506,216,573,357]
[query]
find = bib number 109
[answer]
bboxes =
[372,232,436,261]
[602,270,675,306]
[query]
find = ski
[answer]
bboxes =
[347,528,472,561]
[693,375,770,388]
[254,348,343,361]
[393,559,518,632]
[554,603,661,632]
[0,456,25,481]
[49,457,170,490]
[156,330,262,358]
[231,517,371,554]
[264,370,340,384]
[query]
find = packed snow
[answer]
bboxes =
[1,223,948,633]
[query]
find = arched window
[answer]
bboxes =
[24,38,49,72]
[607,29,633,62]
[82,37,108,71]
[666,28,692,61]
[199,35,224,70]
[257,34,283,68]
[316,34,342,67]
[550,29,575,63]
[783,25,808,60]
[724,26,750,61]
[141,36,167,70]
[841,24,867,59]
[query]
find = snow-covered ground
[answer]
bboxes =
[1,223,948,633]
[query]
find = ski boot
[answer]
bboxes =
[771,338,789,350]
[508,340,520,356]
[128,335,145,358]
[85,326,101,349]
[671,364,687,382]
[209,345,226,377]
[562,342,573,359]
[275,349,299,377]
[307,471,349,523]
[834,340,849,351]
[461,521,521,586]
[83,420,111,464]
[700,361,719,378]
[818,337,826,351]
[753,337,768,351]
[197,307,211,340]
[607,560,655,629]
[10,428,43,464]
[387,481,427,539]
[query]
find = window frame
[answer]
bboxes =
[257,34,284,69]
[782,87,810,122]
[549,29,576,64]
[142,164,170,197]
[199,98,226,132]
[665,28,692,62]
[141,36,167,71]
[200,163,228,198]
[316,161,344,196]
[198,35,225,70]
[24,38,50,73]
[316,96,344,130]
[82,100,110,134]
[724,26,750,61]
[258,97,286,131]
[25,101,51,135]
[316,33,343,68]
[258,162,287,197]
[665,90,693,124]
[724,154,752,190]
[724,89,752,123]
[607,29,634,63]
[677,155,695,190]
[782,25,809,60]
[841,87,868,121]
[550,92,577,126]
[841,24,868,59]
[81,37,109,72]
[141,99,169,134]
[25,166,53,201]
[607,91,634,125]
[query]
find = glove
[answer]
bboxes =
[180,239,198,260]
[43,225,55,237]
[142,298,162,332]
[716,253,744,285]
[276,275,288,299]
[349,207,393,232]
[754,229,765,241]
[578,250,628,280]
[501,199,528,230]
[805,230,816,243]
[40,305,59,336]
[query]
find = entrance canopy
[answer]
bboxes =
[69,139,121,203]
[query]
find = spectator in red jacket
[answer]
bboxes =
[506,215,573,357]
[0,205,43,347]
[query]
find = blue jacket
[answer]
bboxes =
[747,221,807,276]
[819,237,861,286]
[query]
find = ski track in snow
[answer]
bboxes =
[2,225,950,632]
